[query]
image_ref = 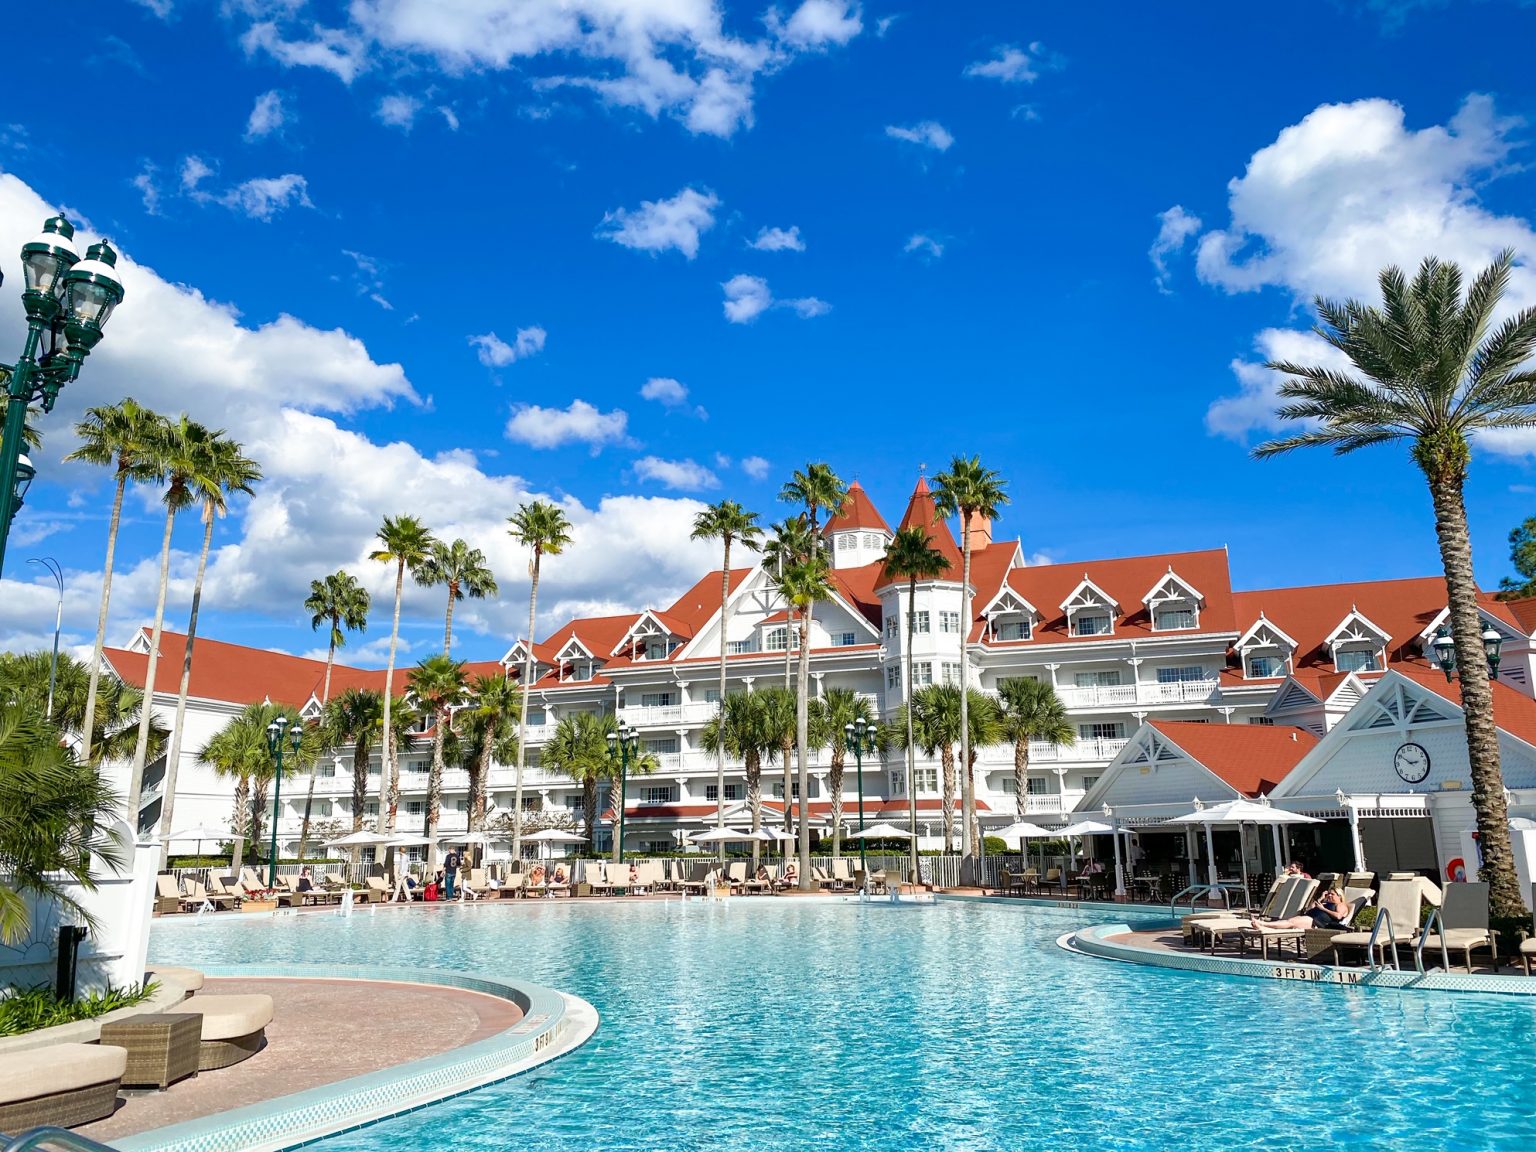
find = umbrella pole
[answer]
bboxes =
[1203,824,1218,890]
[1270,824,1284,874]
[1239,824,1250,910]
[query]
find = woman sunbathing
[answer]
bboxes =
[1250,887,1350,932]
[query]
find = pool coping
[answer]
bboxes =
[112,965,597,1152]
[1067,922,1536,998]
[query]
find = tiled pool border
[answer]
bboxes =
[112,965,598,1152]
[1066,921,1536,998]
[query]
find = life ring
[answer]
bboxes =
[1446,857,1466,883]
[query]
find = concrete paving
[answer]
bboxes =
[79,976,523,1143]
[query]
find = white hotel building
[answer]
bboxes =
[106,475,1536,862]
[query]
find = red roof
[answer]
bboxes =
[1147,720,1318,796]
[824,480,891,536]
[1232,576,1450,671]
[1394,661,1536,749]
[874,477,961,590]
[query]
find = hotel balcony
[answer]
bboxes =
[1055,678,1218,709]
[617,702,718,728]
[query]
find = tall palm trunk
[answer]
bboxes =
[378,560,405,837]
[251,778,269,854]
[514,557,542,859]
[583,775,598,843]
[82,469,128,764]
[780,733,794,837]
[967,747,983,860]
[158,505,214,865]
[231,776,250,853]
[1013,737,1030,820]
[298,629,338,860]
[746,749,762,870]
[905,577,920,878]
[1426,458,1523,914]
[796,607,812,891]
[715,541,731,859]
[471,727,493,832]
[127,504,177,828]
[829,750,844,861]
[958,513,974,870]
[444,579,458,655]
[351,739,370,831]
[425,712,446,870]
[939,745,957,852]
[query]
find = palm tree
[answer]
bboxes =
[126,416,215,827]
[159,433,261,864]
[67,399,166,765]
[0,651,164,765]
[507,500,572,859]
[762,517,816,688]
[542,710,614,845]
[1257,252,1536,917]
[410,654,468,868]
[300,570,370,855]
[461,674,520,831]
[809,686,876,861]
[369,515,437,845]
[417,538,498,656]
[932,455,1009,878]
[199,702,306,862]
[758,684,798,866]
[0,704,127,943]
[962,689,1005,856]
[700,691,775,867]
[323,687,383,839]
[690,500,762,839]
[901,684,961,850]
[997,678,1073,820]
[882,526,953,875]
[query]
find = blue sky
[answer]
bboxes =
[4,0,1536,666]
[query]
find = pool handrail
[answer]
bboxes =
[0,1126,120,1152]
[1413,905,1451,975]
[1170,883,1231,919]
[1365,906,1399,971]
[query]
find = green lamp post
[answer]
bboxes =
[605,722,638,862]
[265,715,304,887]
[845,717,878,873]
[1432,622,1504,683]
[0,215,125,576]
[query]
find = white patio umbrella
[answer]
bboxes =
[523,828,589,864]
[690,827,750,844]
[163,824,230,857]
[324,829,398,848]
[992,821,1060,878]
[1163,797,1321,899]
[846,822,912,840]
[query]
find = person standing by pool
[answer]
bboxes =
[442,848,460,900]
[392,854,412,902]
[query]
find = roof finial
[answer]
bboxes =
[918,462,926,477]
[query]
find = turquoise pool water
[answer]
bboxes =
[153,900,1536,1151]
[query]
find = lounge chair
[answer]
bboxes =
[726,861,748,894]
[1522,883,1536,976]
[1185,876,1292,946]
[180,994,275,1070]
[676,861,705,895]
[740,864,771,895]
[363,875,390,903]
[586,861,615,896]
[461,868,490,900]
[155,874,185,915]
[0,1043,127,1129]
[1040,866,1062,893]
[184,879,239,912]
[832,858,856,889]
[497,873,526,899]
[1194,878,1315,953]
[1243,894,1369,960]
[547,868,572,897]
[1329,879,1423,968]
[1417,882,1498,972]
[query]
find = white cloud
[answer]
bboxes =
[470,327,547,367]
[180,155,214,194]
[233,0,857,139]
[875,15,899,37]
[722,275,773,323]
[722,274,828,322]
[749,225,805,252]
[599,187,719,259]
[1196,95,1536,447]
[771,1,863,49]
[904,233,943,259]
[132,164,161,215]
[1148,205,1202,292]
[245,90,288,140]
[885,121,953,152]
[439,106,460,131]
[0,172,725,656]
[506,400,628,451]
[132,0,174,17]
[343,249,393,310]
[633,456,720,490]
[640,377,689,406]
[964,43,1059,84]
[377,94,422,131]
[220,173,312,221]
[740,455,771,479]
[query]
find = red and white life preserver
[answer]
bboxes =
[1446,857,1466,883]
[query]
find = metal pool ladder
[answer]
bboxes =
[0,1126,120,1152]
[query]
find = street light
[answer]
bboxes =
[27,557,63,720]
[845,717,878,873]
[0,215,124,576]
[1432,622,1504,683]
[7,454,34,531]
[265,715,304,887]
[605,722,638,863]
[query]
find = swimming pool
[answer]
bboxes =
[153,900,1536,1151]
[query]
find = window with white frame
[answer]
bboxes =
[366,801,379,816]
[1072,614,1112,637]
[941,662,962,686]
[1336,648,1381,673]
[1153,607,1196,630]
[526,708,546,726]
[640,691,675,708]
[704,688,722,703]
[772,780,821,799]
[1247,654,1282,678]
[643,737,678,755]
[885,616,898,638]
[641,785,676,805]
[833,632,857,647]
[314,800,332,816]
[1081,776,1100,792]
[889,770,905,795]
[406,800,423,816]
[912,610,930,634]
[1078,722,1124,741]
[726,639,754,655]
[1155,665,1207,683]
[454,799,468,813]
[1074,669,1122,688]
[887,665,902,689]
[316,762,336,778]
[997,619,1032,641]
[837,534,854,551]
[704,783,743,802]
[939,610,960,634]
[913,663,935,687]
[913,767,937,792]
[864,533,882,549]
[767,627,788,650]
[525,750,541,769]
[1248,716,1275,726]
[564,795,583,810]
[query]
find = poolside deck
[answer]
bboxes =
[78,976,524,1142]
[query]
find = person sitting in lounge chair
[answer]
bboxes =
[782,861,798,886]
[551,864,568,886]
[1284,859,1311,880]
[756,864,771,884]
[296,866,314,894]
[1250,886,1349,932]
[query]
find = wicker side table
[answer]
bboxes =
[100,1012,202,1089]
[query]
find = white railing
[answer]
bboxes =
[1023,794,1065,814]
[1023,737,1129,763]
[1055,679,1218,708]
[618,702,718,727]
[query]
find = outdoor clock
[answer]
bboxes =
[1393,742,1431,784]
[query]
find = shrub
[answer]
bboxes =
[982,836,1008,856]
[0,982,157,1037]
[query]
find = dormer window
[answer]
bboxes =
[766,627,788,651]
[1324,608,1390,676]
[1235,614,1298,680]
[1061,577,1120,639]
[982,586,1039,644]
[1144,569,1204,632]
[1335,649,1380,673]
[613,611,688,663]
[1247,654,1282,678]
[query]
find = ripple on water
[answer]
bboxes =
[152,900,1536,1152]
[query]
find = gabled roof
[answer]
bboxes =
[823,480,891,536]
[1323,607,1393,649]
[1146,720,1319,797]
[1060,575,1121,613]
[1234,613,1299,652]
[1502,594,1536,635]
[1232,576,1449,672]
[609,608,695,656]
[873,476,961,590]
[980,584,1039,619]
[1142,567,1205,607]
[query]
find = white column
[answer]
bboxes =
[1346,797,1365,872]
[1126,657,1143,705]
[1218,707,1235,725]
[1109,814,1126,898]
[1204,824,1219,888]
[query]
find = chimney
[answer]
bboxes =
[966,513,992,553]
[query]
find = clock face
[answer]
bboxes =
[1393,742,1431,784]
